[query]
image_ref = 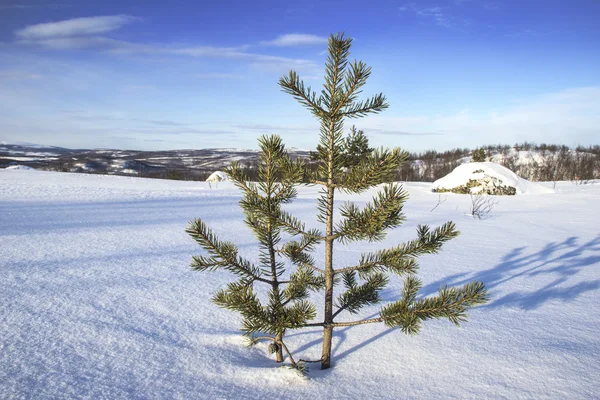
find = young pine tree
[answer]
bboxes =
[186,135,323,367]
[309,125,372,168]
[341,125,373,168]
[279,33,488,369]
[472,148,487,162]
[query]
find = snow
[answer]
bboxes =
[432,162,554,195]
[4,165,36,170]
[0,169,598,399]
[206,170,228,182]
[0,156,58,161]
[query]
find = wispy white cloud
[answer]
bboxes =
[0,3,67,10]
[504,29,542,38]
[261,34,327,47]
[363,87,600,150]
[0,70,43,81]
[0,4,33,9]
[15,15,138,40]
[13,20,319,73]
[234,123,313,132]
[195,73,242,79]
[17,36,145,50]
[123,84,155,92]
[399,4,452,27]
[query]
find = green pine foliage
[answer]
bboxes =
[278,33,488,370]
[186,135,324,367]
[187,32,488,373]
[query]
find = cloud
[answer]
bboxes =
[172,47,316,70]
[12,18,322,76]
[368,128,443,136]
[261,34,327,47]
[123,84,155,92]
[363,87,600,150]
[504,29,541,38]
[15,15,138,40]
[234,123,312,132]
[142,119,188,127]
[0,4,33,9]
[0,3,67,10]
[15,29,319,73]
[195,73,242,79]
[399,4,451,27]
[17,36,145,50]
[0,70,43,80]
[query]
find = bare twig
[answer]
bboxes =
[469,193,498,219]
[430,194,447,212]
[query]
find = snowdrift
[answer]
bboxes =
[4,165,35,170]
[432,162,553,195]
[206,170,228,182]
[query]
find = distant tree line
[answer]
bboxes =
[394,143,599,183]
[233,142,599,184]
[21,140,599,184]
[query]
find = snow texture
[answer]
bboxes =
[0,169,598,399]
[432,162,554,195]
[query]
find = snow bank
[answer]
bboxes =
[206,170,228,182]
[4,165,36,170]
[432,162,553,195]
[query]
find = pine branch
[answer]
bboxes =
[321,32,351,112]
[380,280,489,334]
[277,210,324,241]
[341,93,388,118]
[334,184,408,244]
[283,266,326,304]
[186,219,270,284]
[333,60,372,114]
[331,280,488,330]
[213,282,274,334]
[279,70,325,117]
[333,271,388,319]
[336,222,460,276]
[339,148,407,192]
[225,162,255,193]
[280,233,325,274]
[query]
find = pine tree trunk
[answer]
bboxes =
[321,183,335,369]
[275,332,284,363]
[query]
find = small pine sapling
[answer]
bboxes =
[472,148,487,162]
[279,33,488,369]
[186,135,324,369]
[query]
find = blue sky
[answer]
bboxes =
[0,0,598,151]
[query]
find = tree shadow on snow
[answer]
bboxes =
[421,235,600,310]
[280,236,600,369]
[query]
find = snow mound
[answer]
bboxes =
[432,162,553,195]
[206,171,228,182]
[4,165,36,170]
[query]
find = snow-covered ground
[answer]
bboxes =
[1,169,598,399]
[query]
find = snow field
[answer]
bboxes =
[0,169,598,399]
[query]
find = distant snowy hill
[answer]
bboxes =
[1,142,597,183]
